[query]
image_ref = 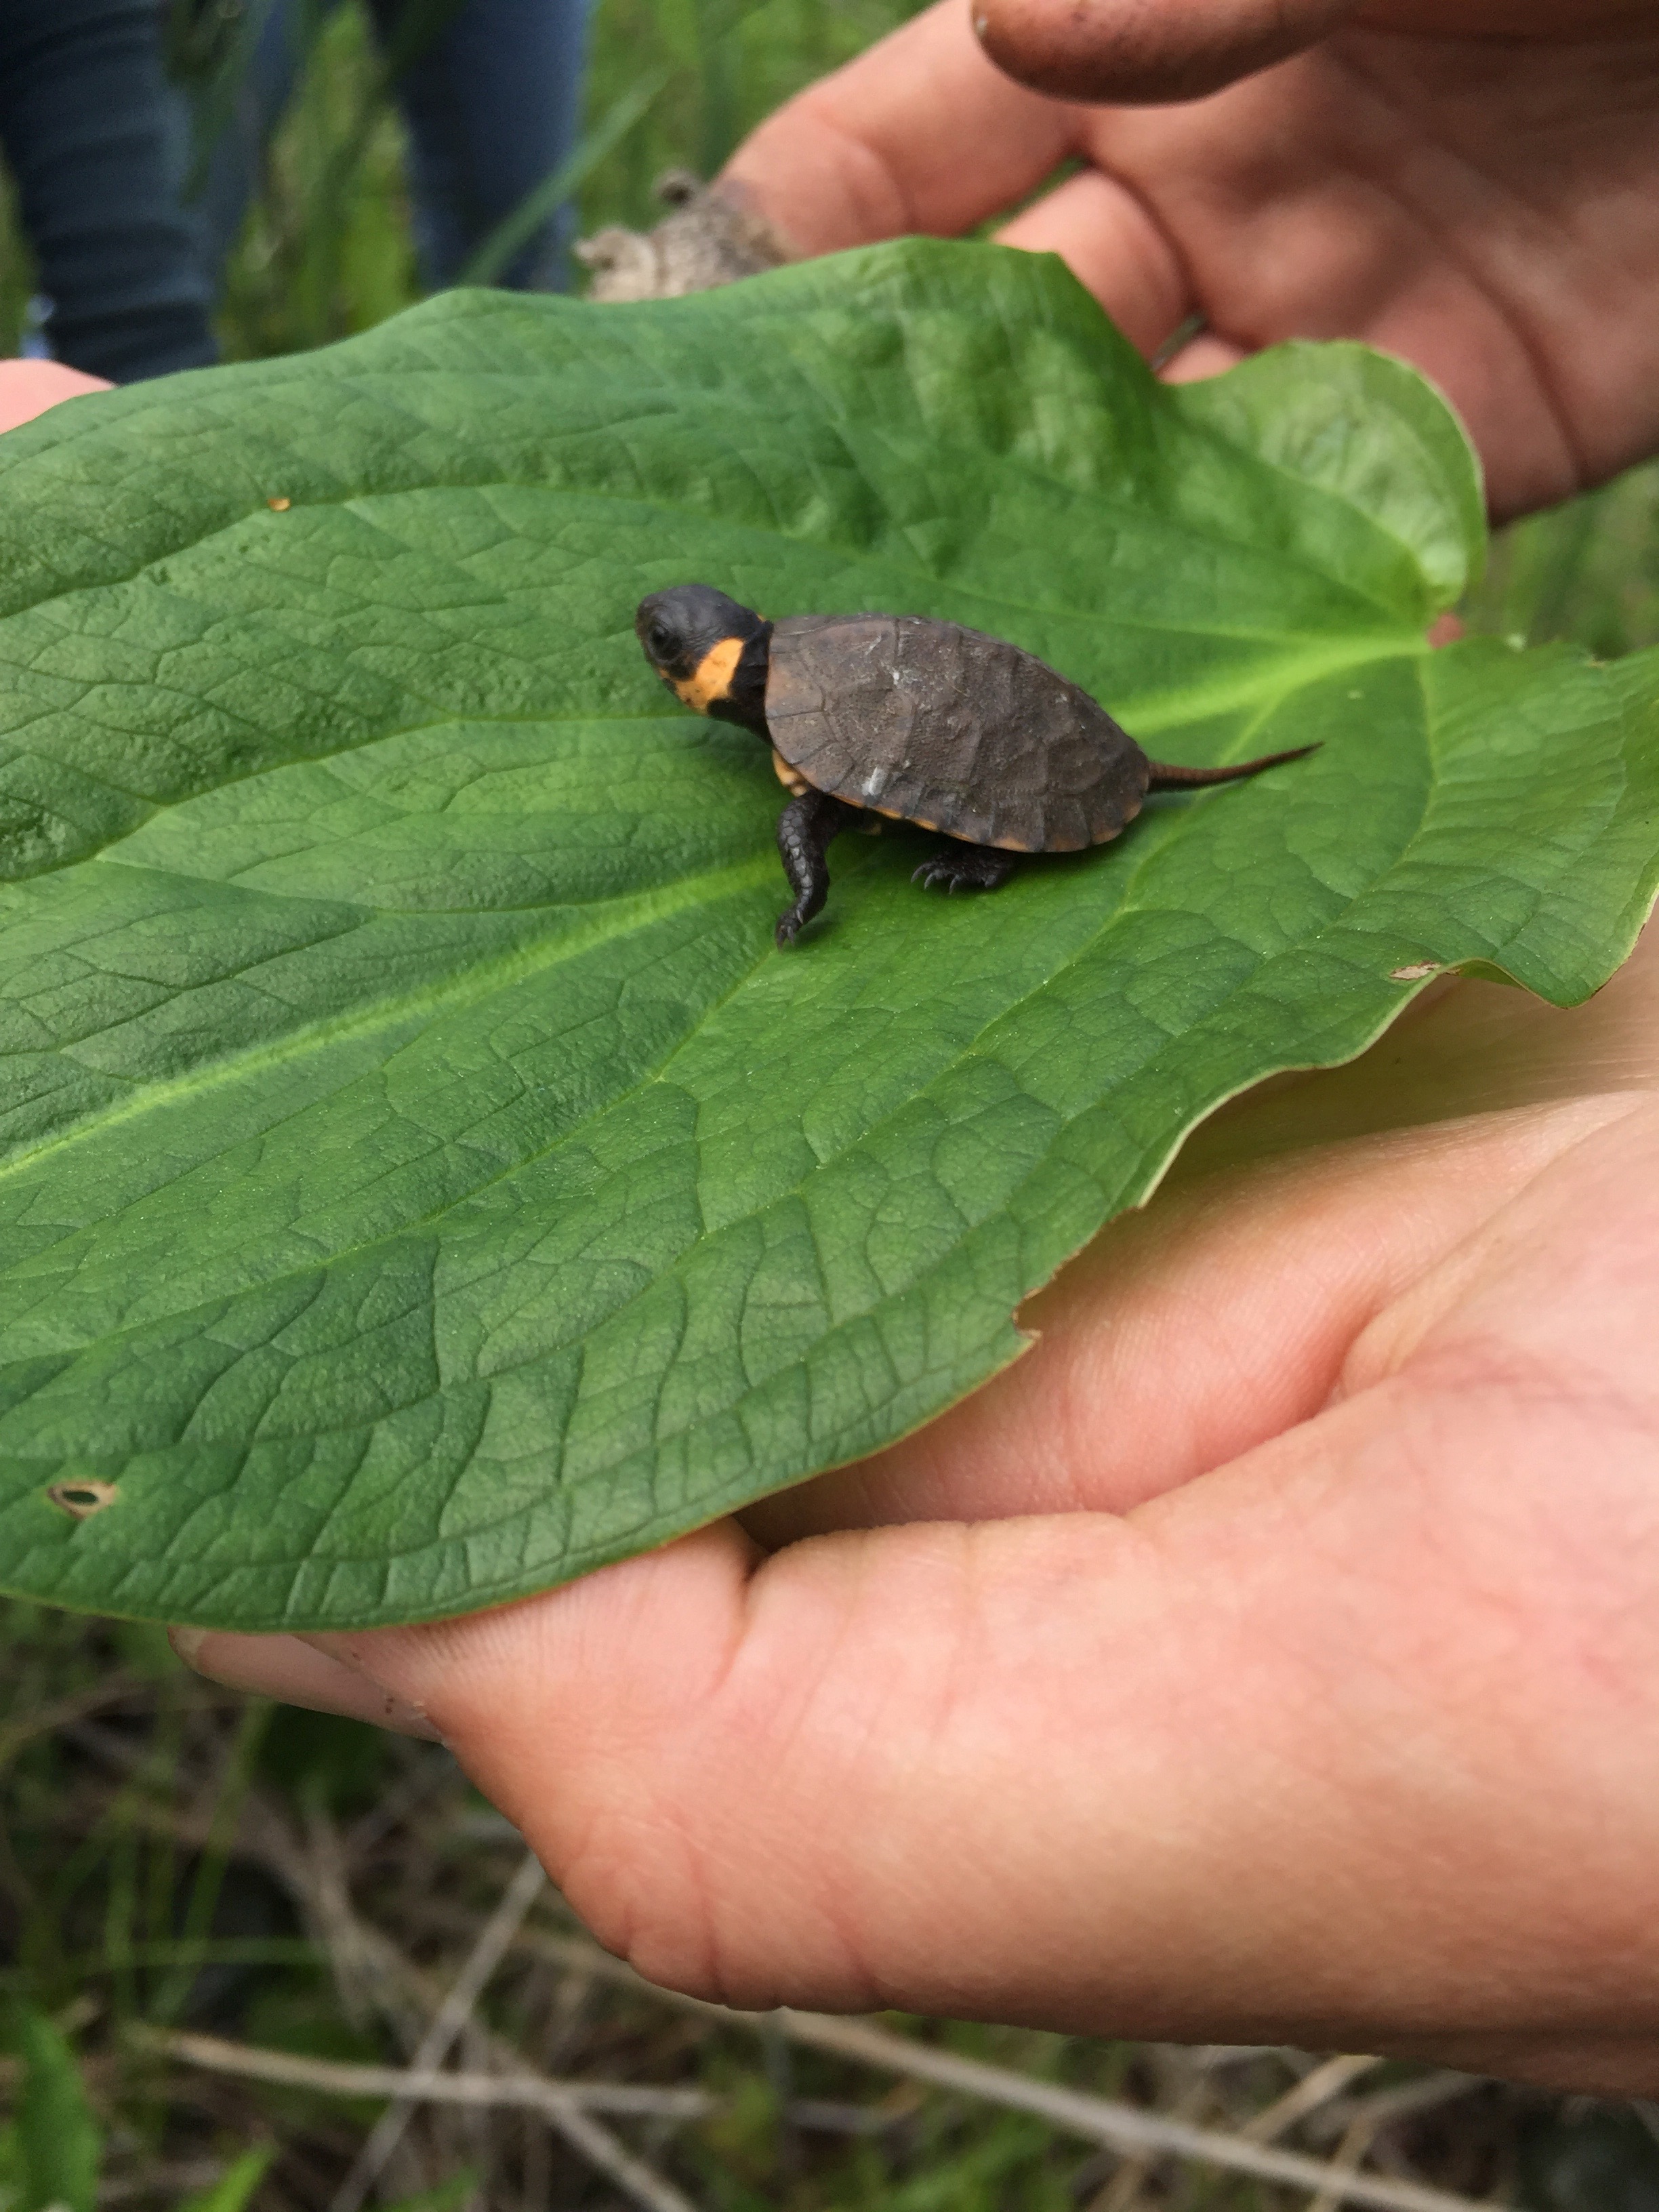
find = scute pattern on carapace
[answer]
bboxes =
[764,615,1150,852]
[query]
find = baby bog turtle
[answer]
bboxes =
[635,583,1315,947]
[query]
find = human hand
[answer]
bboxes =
[720,0,1659,520]
[175,919,1659,2095]
[0,359,110,433]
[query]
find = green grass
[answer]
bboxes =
[215,5,424,363]
[1,3,1658,2203]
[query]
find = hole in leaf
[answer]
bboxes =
[47,1479,119,1519]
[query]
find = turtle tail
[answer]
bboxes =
[1145,741,1318,790]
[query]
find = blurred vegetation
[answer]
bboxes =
[1,1,1658,2203]
[0,165,35,367]
[1461,463,1659,663]
[214,3,427,363]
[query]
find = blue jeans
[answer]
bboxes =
[0,0,589,384]
[198,0,590,295]
[0,0,218,381]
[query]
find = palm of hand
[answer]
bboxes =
[201,927,1659,2094]
[724,0,1659,518]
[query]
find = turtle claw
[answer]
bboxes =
[912,848,1018,895]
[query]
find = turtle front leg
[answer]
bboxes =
[912,840,1019,895]
[775,788,852,946]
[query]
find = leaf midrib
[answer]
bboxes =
[2,624,1419,895]
[0,683,1436,1384]
[0,853,774,1190]
[0,630,1428,1230]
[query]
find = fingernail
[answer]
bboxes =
[166,1624,444,1742]
[355,1687,445,1742]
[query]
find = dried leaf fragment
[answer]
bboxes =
[577,170,791,302]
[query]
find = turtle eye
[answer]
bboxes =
[647,618,676,660]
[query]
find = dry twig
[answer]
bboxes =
[1242,2053,1388,2142]
[1311,2112,1387,2212]
[1086,2057,1214,2212]
[133,2024,712,2123]
[1316,2071,1485,2140]
[770,2011,1498,2212]
[0,1675,147,1772]
[140,2025,705,2212]
[268,1836,695,2212]
[329,1848,547,2212]
[507,1927,1500,2212]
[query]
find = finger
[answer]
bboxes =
[1063,38,1648,519]
[169,1624,443,1740]
[975,0,1353,103]
[1158,331,1246,380]
[255,1112,1659,2077]
[1375,2031,1659,2104]
[0,361,110,434]
[994,165,1190,354]
[721,0,1078,253]
[1362,0,1659,28]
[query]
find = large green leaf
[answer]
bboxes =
[0,243,1653,1631]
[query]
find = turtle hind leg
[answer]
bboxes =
[775,788,851,946]
[912,840,1019,895]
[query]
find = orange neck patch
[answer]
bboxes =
[672,635,745,715]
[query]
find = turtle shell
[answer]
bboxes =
[764,615,1150,851]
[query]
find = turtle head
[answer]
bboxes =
[635,584,771,734]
